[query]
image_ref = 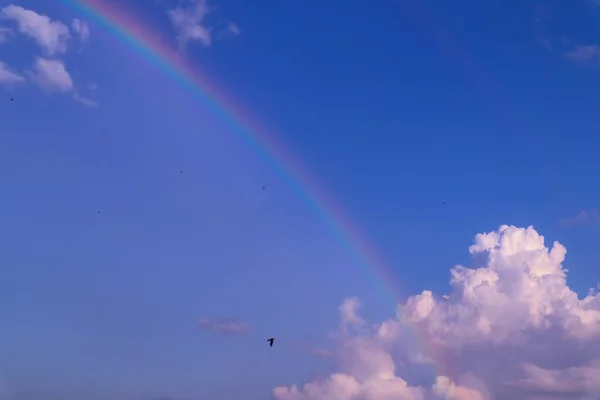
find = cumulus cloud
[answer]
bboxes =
[0,5,70,56]
[0,60,24,84]
[71,18,90,44]
[273,225,600,400]
[198,317,250,334]
[28,57,73,93]
[564,45,600,65]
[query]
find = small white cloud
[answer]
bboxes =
[0,26,12,43]
[0,5,70,56]
[168,0,212,48]
[198,317,250,334]
[0,60,24,84]
[29,57,73,93]
[71,18,90,44]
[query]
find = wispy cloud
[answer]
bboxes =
[533,4,553,51]
[71,18,90,44]
[564,45,600,64]
[198,317,250,334]
[72,91,97,107]
[560,209,600,227]
[0,60,24,84]
[0,26,12,43]
[225,21,240,36]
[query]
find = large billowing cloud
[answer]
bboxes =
[273,225,600,400]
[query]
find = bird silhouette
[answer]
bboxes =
[262,185,266,190]
[267,337,275,347]
[180,170,184,174]
[9,98,14,102]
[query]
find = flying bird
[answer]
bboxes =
[262,185,266,190]
[180,170,184,174]
[442,202,445,205]
[9,98,14,102]
[267,337,275,347]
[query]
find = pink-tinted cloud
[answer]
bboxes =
[273,225,600,399]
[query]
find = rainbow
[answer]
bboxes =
[62,0,450,380]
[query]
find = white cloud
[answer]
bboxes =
[273,225,600,400]
[71,18,90,44]
[0,60,24,84]
[28,57,73,93]
[198,317,250,334]
[0,5,70,56]
[168,0,212,48]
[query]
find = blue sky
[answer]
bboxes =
[2,0,600,399]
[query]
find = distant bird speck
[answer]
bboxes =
[10,98,14,102]
[180,170,184,174]
[442,202,446,205]
[262,185,266,190]
[267,337,275,347]
[97,211,101,214]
